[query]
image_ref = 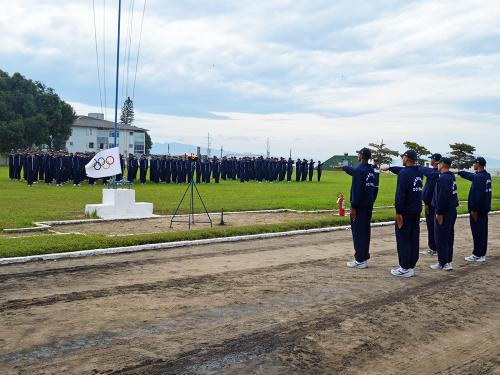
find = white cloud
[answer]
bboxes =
[1,0,500,158]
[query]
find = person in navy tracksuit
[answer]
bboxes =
[458,157,492,262]
[419,153,441,256]
[390,150,423,278]
[430,157,459,270]
[342,147,376,269]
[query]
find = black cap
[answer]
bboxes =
[356,147,372,159]
[429,153,442,161]
[438,157,452,166]
[473,156,486,166]
[401,149,417,161]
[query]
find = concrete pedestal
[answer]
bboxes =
[85,189,154,219]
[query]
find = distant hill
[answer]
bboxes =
[151,142,259,157]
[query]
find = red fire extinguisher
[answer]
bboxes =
[337,192,345,217]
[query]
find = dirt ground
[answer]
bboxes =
[0,215,498,374]
[50,211,336,235]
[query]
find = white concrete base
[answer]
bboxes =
[85,189,154,219]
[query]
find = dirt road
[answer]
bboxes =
[0,215,498,374]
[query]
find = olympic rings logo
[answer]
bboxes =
[93,155,115,170]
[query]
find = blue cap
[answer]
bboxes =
[438,157,452,166]
[473,156,486,166]
[402,149,417,161]
[356,147,372,159]
[429,153,442,161]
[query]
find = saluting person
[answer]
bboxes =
[342,148,376,269]
[458,157,492,263]
[430,157,458,271]
[390,150,423,278]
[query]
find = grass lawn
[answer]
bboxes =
[0,165,498,258]
[1,166,498,229]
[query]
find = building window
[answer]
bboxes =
[89,142,94,149]
[109,131,119,138]
[129,144,133,148]
[134,144,144,154]
[129,131,134,136]
[99,143,105,149]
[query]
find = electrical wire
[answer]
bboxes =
[132,0,146,101]
[102,0,107,119]
[92,0,104,115]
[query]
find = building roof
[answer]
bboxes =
[73,115,148,132]
[323,154,359,170]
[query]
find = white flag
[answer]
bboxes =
[85,147,122,178]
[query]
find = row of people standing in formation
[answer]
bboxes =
[147,156,323,184]
[342,147,492,278]
[8,150,324,186]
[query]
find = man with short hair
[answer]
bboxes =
[342,147,376,269]
[430,157,458,271]
[458,157,492,263]
[390,150,423,277]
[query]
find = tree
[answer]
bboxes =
[145,131,152,155]
[449,143,476,169]
[403,141,431,165]
[120,96,135,127]
[368,139,400,165]
[0,69,75,152]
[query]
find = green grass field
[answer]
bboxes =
[2,166,498,229]
[0,166,498,258]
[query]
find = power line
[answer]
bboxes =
[132,0,146,101]
[103,0,107,119]
[125,0,135,98]
[92,0,104,114]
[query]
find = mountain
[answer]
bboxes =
[151,142,259,157]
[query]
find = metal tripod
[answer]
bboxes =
[170,161,212,229]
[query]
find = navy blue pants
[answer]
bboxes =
[350,206,373,262]
[425,205,436,251]
[471,213,488,257]
[434,210,457,266]
[395,213,420,269]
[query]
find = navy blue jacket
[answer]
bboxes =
[342,163,376,209]
[419,167,440,204]
[394,166,423,215]
[390,166,438,205]
[431,171,459,214]
[458,170,492,213]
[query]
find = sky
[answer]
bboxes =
[1,0,500,159]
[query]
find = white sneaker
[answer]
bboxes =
[421,249,437,256]
[390,267,414,277]
[442,262,453,271]
[346,260,368,269]
[430,262,443,270]
[465,255,486,263]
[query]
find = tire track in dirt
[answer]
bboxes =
[107,259,498,374]
[0,258,339,313]
[0,235,354,282]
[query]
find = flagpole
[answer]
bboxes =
[113,0,122,148]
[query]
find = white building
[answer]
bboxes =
[66,113,148,155]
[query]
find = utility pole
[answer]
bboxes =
[167,143,170,155]
[220,145,223,158]
[266,138,270,158]
[207,133,211,157]
[289,149,292,158]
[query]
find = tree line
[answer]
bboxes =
[368,140,478,169]
[0,69,76,153]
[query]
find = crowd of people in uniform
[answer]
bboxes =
[342,147,492,277]
[8,149,324,186]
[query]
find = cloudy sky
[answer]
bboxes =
[1,0,499,159]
